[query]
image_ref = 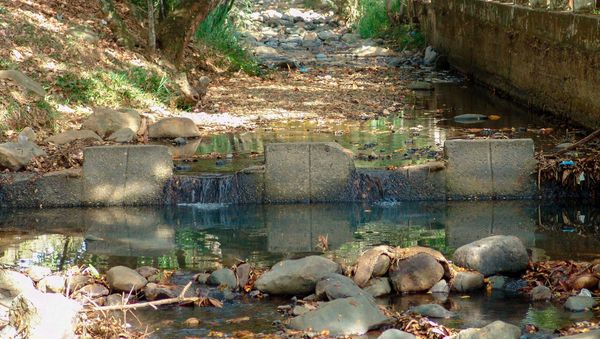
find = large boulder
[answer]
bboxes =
[452,271,484,292]
[389,253,444,293]
[45,130,103,145]
[255,255,340,295]
[452,236,529,276]
[106,266,147,292]
[207,268,237,289]
[0,269,35,297]
[364,278,392,297]
[9,290,81,339]
[82,107,141,137]
[456,320,520,339]
[315,273,368,301]
[288,295,388,335]
[148,117,201,139]
[0,140,46,170]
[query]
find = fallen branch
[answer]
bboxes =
[547,128,600,157]
[90,281,196,312]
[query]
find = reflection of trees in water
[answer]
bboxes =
[538,204,600,236]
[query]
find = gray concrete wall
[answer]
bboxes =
[415,0,600,128]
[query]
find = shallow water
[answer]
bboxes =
[173,83,565,174]
[1,201,599,336]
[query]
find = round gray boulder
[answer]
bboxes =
[452,236,529,276]
[106,266,147,292]
[389,253,444,293]
[207,268,237,289]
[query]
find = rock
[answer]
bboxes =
[82,107,141,138]
[143,283,177,301]
[75,283,109,298]
[572,275,599,290]
[37,275,66,294]
[558,330,600,338]
[456,320,520,339]
[183,317,200,327]
[301,31,321,47]
[564,296,596,312]
[407,81,434,91]
[364,278,392,297]
[0,70,46,97]
[19,127,37,142]
[373,254,391,277]
[66,275,92,293]
[106,293,124,306]
[317,30,336,41]
[452,235,529,276]
[292,305,309,316]
[45,130,103,145]
[352,45,393,57]
[423,46,438,66]
[194,273,211,284]
[207,268,237,289]
[148,117,201,139]
[378,329,417,339]
[531,285,551,301]
[9,290,81,339]
[288,295,388,335]
[0,269,35,297]
[236,263,251,289]
[255,255,340,295]
[389,253,444,293]
[452,271,484,292]
[410,304,456,318]
[315,53,327,61]
[488,275,507,290]
[0,140,46,170]
[0,325,17,338]
[136,266,159,279]
[107,127,135,143]
[174,72,200,104]
[25,266,51,283]
[341,33,360,43]
[106,266,147,292]
[315,273,368,301]
[430,280,450,294]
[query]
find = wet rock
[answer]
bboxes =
[255,255,340,295]
[82,107,141,137]
[183,317,200,327]
[0,269,35,297]
[75,283,109,298]
[136,266,159,279]
[9,290,81,339]
[288,295,388,335]
[452,271,484,292]
[452,236,529,276]
[106,266,147,292]
[407,81,434,91]
[207,268,237,289]
[430,280,450,294]
[144,283,177,301]
[0,70,46,97]
[37,275,66,294]
[373,254,391,277]
[107,127,135,143]
[488,275,507,290]
[106,293,124,306]
[531,285,551,301]
[25,266,51,283]
[0,140,46,170]
[148,117,201,138]
[564,295,596,312]
[236,263,251,289]
[456,320,520,339]
[378,329,417,339]
[194,273,211,284]
[389,253,444,293]
[315,273,368,301]
[410,304,456,318]
[292,305,309,316]
[423,46,438,66]
[45,129,103,145]
[364,278,392,297]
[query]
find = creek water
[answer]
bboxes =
[172,83,568,174]
[0,201,599,337]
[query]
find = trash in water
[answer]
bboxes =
[561,227,576,233]
[453,114,488,124]
[559,160,575,167]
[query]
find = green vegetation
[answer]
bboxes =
[196,1,260,75]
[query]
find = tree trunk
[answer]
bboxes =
[147,0,156,54]
[157,0,221,67]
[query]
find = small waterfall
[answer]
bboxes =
[164,174,239,205]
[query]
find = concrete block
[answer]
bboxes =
[406,162,446,200]
[445,139,492,198]
[83,145,172,205]
[490,139,535,197]
[309,143,354,202]
[265,143,310,203]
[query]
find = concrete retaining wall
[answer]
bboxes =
[415,0,600,128]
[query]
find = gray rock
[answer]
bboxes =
[0,269,35,297]
[292,305,309,316]
[106,293,124,306]
[407,81,434,91]
[341,33,360,43]
[136,266,159,279]
[456,320,520,339]
[19,127,37,143]
[82,107,141,137]
[106,266,147,292]
[452,236,529,276]
[364,278,392,297]
[207,268,237,289]
[452,271,484,292]
[352,45,393,57]
[288,295,388,335]
[564,296,596,312]
[45,130,103,145]
[315,53,327,61]
[0,140,46,170]
[301,32,321,47]
[148,117,201,139]
[315,273,368,300]
[107,127,135,143]
[410,304,456,318]
[0,70,46,97]
[317,30,337,41]
[75,283,109,298]
[488,275,507,290]
[378,329,417,339]
[372,255,391,277]
[9,290,81,339]
[66,275,92,293]
[37,275,66,294]
[255,255,340,295]
[236,263,251,289]
[25,266,51,283]
[430,279,450,294]
[389,253,444,293]
[531,285,551,301]
[143,283,177,301]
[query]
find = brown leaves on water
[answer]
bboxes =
[386,311,456,339]
[522,261,600,300]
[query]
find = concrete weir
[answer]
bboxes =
[0,140,542,207]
